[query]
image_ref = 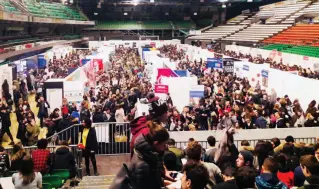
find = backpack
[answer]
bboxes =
[109,164,137,189]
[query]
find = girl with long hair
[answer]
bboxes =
[12,155,42,189]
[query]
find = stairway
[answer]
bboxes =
[75,175,115,189]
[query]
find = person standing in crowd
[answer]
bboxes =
[80,102,90,122]
[1,79,10,101]
[298,155,319,189]
[110,121,170,189]
[0,100,14,145]
[185,141,222,185]
[255,157,288,189]
[205,136,217,163]
[12,156,42,189]
[36,96,50,128]
[80,119,99,176]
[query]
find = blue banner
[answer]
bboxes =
[190,91,204,98]
[81,59,91,66]
[174,70,187,77]
[243,65,249,71]
[207,58,223,68]
[68,68,77,75]
[261,70,268,78]
[37,55,46,69]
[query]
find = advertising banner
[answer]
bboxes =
[81,59,91,66]
[206,58,223,69]
[243,65,249,71]
[37,55,46,69]
[261,69,269,88]
[154,84,169,94]
[157,68,178,83]
[223,59,234,73]
[174,70,187,77]
[189,85,204,106]
[92,59,103,71]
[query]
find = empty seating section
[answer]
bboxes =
[95,21,173,30]
[263,24,319,45]
[227,15,248,25]
[174,21,195,29]
[284,1,319,24]
[0,0,21,14]
[223,24,290,42]
[262,44,319,58]
[257,1,310,24]
[188,25,246,41]
[23,0,87,20]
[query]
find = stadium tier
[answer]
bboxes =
[187,25,246,41]
[94,21,194,30]
[0,0,21,14]
[255,1,310,24]
[22,0,87,20]
[222,24,291,42]
[262,44,319,58]
[263,24,319,46]
[227,15,248,25]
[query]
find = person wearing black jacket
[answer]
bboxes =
[80,103,91,122]
[51,141,76,179]
[0,101,14,145]
[58,114,72,142]
[92,106,106,123]
[36,96,50,128]
[81,119,99,176]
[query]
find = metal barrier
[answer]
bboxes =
[94,122,130,155]
[14,121,318,156]
[47,124,82,146]
[175,137,317,150]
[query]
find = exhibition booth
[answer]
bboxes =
[226,45,319,70]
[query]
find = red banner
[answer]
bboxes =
[154,84,169,94]
[93,59,103,71]
[157,68,178,83]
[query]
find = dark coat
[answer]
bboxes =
[298,175,319,189]
[36,101,50,118]
[51,146,76,178]
[92,112,106,123]
[213,179,239,189]
[80,109,91,122]
[80,127,99,153]
[0,105,11,130]
[110,134,164,189]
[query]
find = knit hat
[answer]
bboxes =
[240,150,254,166]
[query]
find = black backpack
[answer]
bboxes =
[109,163,138,189]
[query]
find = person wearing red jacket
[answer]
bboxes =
[129,92,168,158]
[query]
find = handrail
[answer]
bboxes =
[46,123,82,140]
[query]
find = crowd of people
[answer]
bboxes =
[156,45,319,131]
[0,42,319,188]
[110,85,319,189]
[224,50,319,79]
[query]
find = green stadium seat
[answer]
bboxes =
[51,169,70,183]
[42,183,52,189]
[42,175,64,189]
